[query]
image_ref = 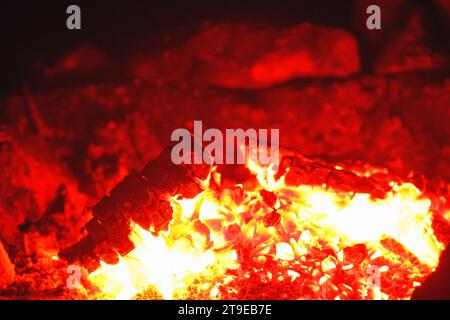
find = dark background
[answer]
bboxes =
[0,0,447,97]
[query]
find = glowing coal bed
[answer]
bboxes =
[84,158,444,300]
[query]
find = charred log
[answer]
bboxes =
[61,145,210,262]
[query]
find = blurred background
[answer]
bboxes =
[1,0,448,96]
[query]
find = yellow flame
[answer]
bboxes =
[87,162,444,300]
[287,183,441,266]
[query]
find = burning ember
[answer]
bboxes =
[75,150,443,300]
[1,1,449,303]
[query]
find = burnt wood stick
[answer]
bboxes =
[61,145,210,262]
[276,150,394,199]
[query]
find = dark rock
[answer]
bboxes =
[131,22,360,88]
[188,22,360,88]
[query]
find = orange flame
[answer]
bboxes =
[87,162,444,300]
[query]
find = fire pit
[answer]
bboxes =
[64,146,445,300]
[0,1,449,301]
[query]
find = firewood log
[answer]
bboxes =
[60,145,210,262]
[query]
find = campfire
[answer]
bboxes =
[1,1,449,301]
[60,145,444,300]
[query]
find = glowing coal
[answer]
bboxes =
[84,153,444,300]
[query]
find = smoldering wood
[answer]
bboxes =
[61,145,210,262]
[61,145,398,268]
